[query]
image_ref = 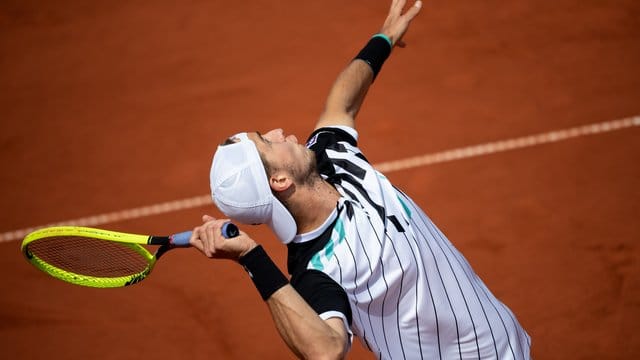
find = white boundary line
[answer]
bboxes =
[2,195,213,244]
[375,115,640,173]
[2,116,638,243]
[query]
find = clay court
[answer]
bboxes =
[1,1,639,359]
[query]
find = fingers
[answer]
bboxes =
[389,0,422,21]
[404,0,422,21]
[190,216,256,261]
[380,0,422,46]
[204,222,217,257]
[190,216,226,257]
[389,0,405,15]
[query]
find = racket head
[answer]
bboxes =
[21,226,159,288]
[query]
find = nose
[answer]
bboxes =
[285,134,298,144]
[265,128,285,142]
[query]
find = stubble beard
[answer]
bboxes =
[292,149,321,187]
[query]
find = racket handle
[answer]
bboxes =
[221,222,240,238]
[170,222,240,246]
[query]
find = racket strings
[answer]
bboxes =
[26,236,150,277]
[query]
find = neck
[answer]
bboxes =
[283,177,340,234]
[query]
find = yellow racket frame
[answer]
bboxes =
[21,226,158,288]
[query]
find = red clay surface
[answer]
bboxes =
[1,1,639,359]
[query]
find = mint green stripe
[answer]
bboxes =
[335,219,345,243]
[372,33,392,47]
[310,253,324,271]
[397,195,412,219]
[325,238,335,259]
[308,219,346,271]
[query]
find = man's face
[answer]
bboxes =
[247,129,317,186]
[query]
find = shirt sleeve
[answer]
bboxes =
[290,269,353,328]
[306,126,370,181]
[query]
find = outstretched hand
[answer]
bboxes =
[380,0,422,47]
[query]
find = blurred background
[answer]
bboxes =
[1,1,639,358]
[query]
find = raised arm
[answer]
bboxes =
[314,0,422,131]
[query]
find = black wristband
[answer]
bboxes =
[239,245,289,301]
[354,35,392,80]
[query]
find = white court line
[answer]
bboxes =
[2,115,639,243]
[375,115,639,173]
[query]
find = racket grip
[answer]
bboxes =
[221,222,240,238]
[170,222,240,246]
[170,231,192,246]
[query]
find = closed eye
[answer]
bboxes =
[256,131,272,145]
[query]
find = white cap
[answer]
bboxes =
[210,132,297,244]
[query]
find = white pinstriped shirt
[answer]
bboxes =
[288,126,531,359]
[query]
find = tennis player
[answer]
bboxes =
[190,1,532,359]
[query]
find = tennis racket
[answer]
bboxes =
[21,223,239,288]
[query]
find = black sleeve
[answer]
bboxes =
[306,127,358,150]
[290,269,352,326]
[306,127,369,181]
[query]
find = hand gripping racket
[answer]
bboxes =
[21,223,239,288]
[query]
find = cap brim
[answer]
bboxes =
[266,195,297,244]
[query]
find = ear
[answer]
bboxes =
[269,171,293,193]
